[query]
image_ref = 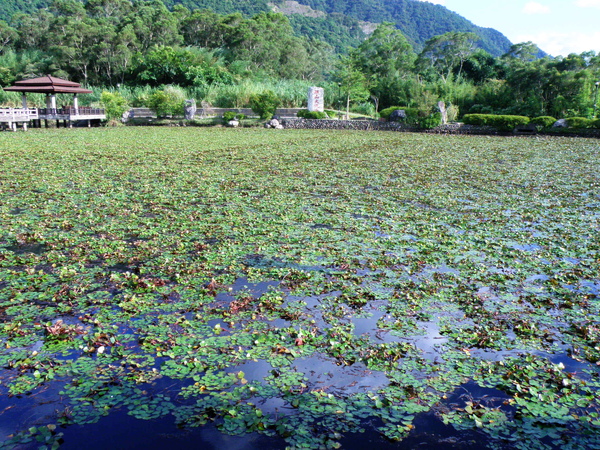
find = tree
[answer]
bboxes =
[459,49,502,84]
[0,21,18,55]
[334,58,370,119]
[502,41,541,62]
[180,8,225,48]
[351,23,415,79]
[48,15,100,83]
[417,31,479,82]
[123,0,182,52]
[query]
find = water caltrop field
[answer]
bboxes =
[0,127,599,449]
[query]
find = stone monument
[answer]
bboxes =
[438,101,448,125]
[184,99,197,120]
[307,87,324,113]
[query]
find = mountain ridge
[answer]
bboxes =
[0,0,513,56]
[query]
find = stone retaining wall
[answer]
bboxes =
[282,119,495,134]
[282,119,600,138]
[282,118,414,131]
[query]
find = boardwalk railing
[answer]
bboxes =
[0,108,39,121]
[39,107,105,117]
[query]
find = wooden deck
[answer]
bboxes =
[0,108,38,131]
[0,107,106,130]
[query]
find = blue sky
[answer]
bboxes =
[418,0,600,56]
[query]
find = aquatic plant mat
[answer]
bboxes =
[0,128,599,449]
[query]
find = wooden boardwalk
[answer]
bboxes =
[0,107,105,130]
[0,108,38,131]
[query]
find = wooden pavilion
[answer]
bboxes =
[2,75,105,129]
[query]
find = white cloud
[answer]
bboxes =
[515,30,600,56]
[575,0,600,8]
[523,2,551,14]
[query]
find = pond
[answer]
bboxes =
[0,128,599,449]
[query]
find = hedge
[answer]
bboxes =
[530,116,557,128]
[566,117,593,129]
[462,114,530,131]
[297,109,328,119]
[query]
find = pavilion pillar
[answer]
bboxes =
[50,94,56,112]
[21,94,27,110]
[73,94,79,115]
[45,94,52,110]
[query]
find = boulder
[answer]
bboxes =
[389,109,407,122]
[227,120,239,127]
[265,118,283,129]
[553,119,568,128]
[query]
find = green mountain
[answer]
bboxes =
[0,0,513,56]
[287,0,512,55]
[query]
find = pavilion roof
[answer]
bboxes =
[3,75,93,94]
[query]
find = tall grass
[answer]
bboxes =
[1,79,345,109]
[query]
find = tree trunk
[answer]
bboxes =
[346,95,350,120]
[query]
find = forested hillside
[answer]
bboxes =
[290,0,512,55]
[0,0,512,56]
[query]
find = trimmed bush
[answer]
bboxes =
[592,119,600,129]
[297,110,327,119]
[222,111,246,123]
[249,90,280,120]
[462,114,489,126]
[530,116,557,128]
[462,114,530,131]
[566,117,593,129]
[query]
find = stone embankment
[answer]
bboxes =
[281,119,600,137]
[282,119,497,135]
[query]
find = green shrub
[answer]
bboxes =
[100,91,129,121]
[530,116,557,128]
[351,102,375,117]
[417,112,442,129]
[496,115,530,131]
[249,90,280,120]
[146,86,186,118]
[297,109,327,119]
[462,114,488,126]
[462,114,530,131]
[566,117,593,129]
[222,111,246,123]
[446,104,459,122]
[591,119,600,129]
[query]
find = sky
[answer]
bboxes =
[418,0,600,57]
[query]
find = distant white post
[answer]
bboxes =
[307,87,324,113]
